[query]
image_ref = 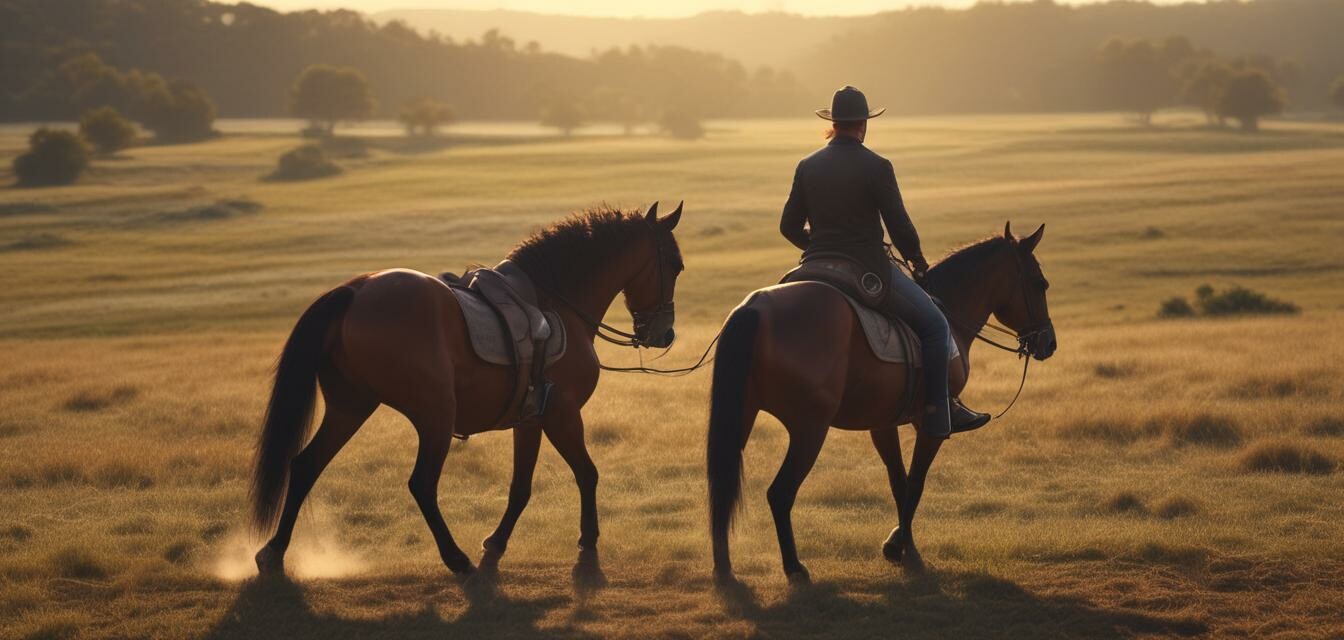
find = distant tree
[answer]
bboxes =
[12,128,90,187]
[398,97,455,136]
[137,79,217,142]
[289,65,378,137]
[1097,37,1192,125]
[1332,76,1344,112]
[659,110,705,140]
[1217,69,1285,132]
[590,87,645,135]
[540,99,585,136]
[79,106,137,154]
[1182,60,1233,126]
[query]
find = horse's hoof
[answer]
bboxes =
[448,558,477,579]
[786,567,811,586]
[882,539,904,564]
[254,545,284,575]
[713,567,739,588]
[462,566,500,595]
[901,547,926,573]
[573,548,608,591]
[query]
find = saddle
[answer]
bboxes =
[440,260,566,428]
[779,254,957,366]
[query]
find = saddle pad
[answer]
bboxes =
[452,288,566,368]
[776,282,958,366]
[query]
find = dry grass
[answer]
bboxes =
[1,113,1343,638]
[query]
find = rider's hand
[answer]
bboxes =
[911,257,930,283]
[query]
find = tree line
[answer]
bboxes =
[0,0,806,123]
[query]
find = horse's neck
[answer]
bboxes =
[927,260,1004,353]
[535,251,634,343]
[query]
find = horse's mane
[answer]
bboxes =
[507,206,652,294]
[927,235,1010,284]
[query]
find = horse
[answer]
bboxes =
[248,203,684,586]
[707,222,1056,584]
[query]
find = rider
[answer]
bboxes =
[779,85,990,437]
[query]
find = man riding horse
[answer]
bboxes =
[780,85,989,438]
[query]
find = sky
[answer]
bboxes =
[250,0,1178,18]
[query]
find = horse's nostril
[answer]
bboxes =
[664,328,676,345]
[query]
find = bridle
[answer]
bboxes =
[913,244,1052,419]
[529,220,718,375]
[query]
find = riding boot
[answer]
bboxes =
[950,397,990,434]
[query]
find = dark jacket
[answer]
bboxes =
[779,136,925,277]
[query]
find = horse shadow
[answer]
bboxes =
[205,574,598,640]
[717,568,1208,639]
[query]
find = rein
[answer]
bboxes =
[899,247,1050,420]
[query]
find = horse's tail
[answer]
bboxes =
[248,285,356,536]
[707,303,761,565]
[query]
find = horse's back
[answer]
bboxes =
[743,282,914,429]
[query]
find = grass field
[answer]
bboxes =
[2,114,1343,639]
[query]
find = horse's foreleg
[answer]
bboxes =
[257,389,374,575]
[541,406,606,588]
[897,431,944,571]
[869,425,908,564]
[408,417,475,576]
[479,424,543,575]
[767,421,828,584]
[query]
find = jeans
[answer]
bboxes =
[879,265,952,438]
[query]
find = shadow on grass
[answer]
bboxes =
[206,574,596,640]
[718,569,1206,639]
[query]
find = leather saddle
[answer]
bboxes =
[440,260,566,428]
[779,254,957,366]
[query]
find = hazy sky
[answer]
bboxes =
[252,0,1174,18]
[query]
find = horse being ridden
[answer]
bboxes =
[707,223,1056,584]
[248,204,684,584]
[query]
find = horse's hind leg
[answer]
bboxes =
[479,424,543,575]
[870,425,908,564]
[408,409,475,576]
[767,420,828,584]
[257,371,376,574]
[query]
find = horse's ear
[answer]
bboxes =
[660,200,683,231]
[644,201,659,224]
[1004,221,1013,240]
[1021,223,1045,253]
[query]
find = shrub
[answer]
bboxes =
[1196,284,1298,316]
[1158,296,1195,318]
[79,106,137,154]
[12,128,90,186]
[1101,491,1147,515]
[1154,496,1200,519]
[1239,442,1335,475]
[660,110,705,140]
[1161,413,1243,448]
[269,144,341,181]
[1159,284,1298,318]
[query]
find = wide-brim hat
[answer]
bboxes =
[815,85,885,121]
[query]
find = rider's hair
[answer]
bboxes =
[824,120,865,140]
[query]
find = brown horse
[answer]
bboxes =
[249,204,684,585]
[708,222,1056,584]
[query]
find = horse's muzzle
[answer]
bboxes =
[1030,324,1057,361]
[633,305,676,349]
